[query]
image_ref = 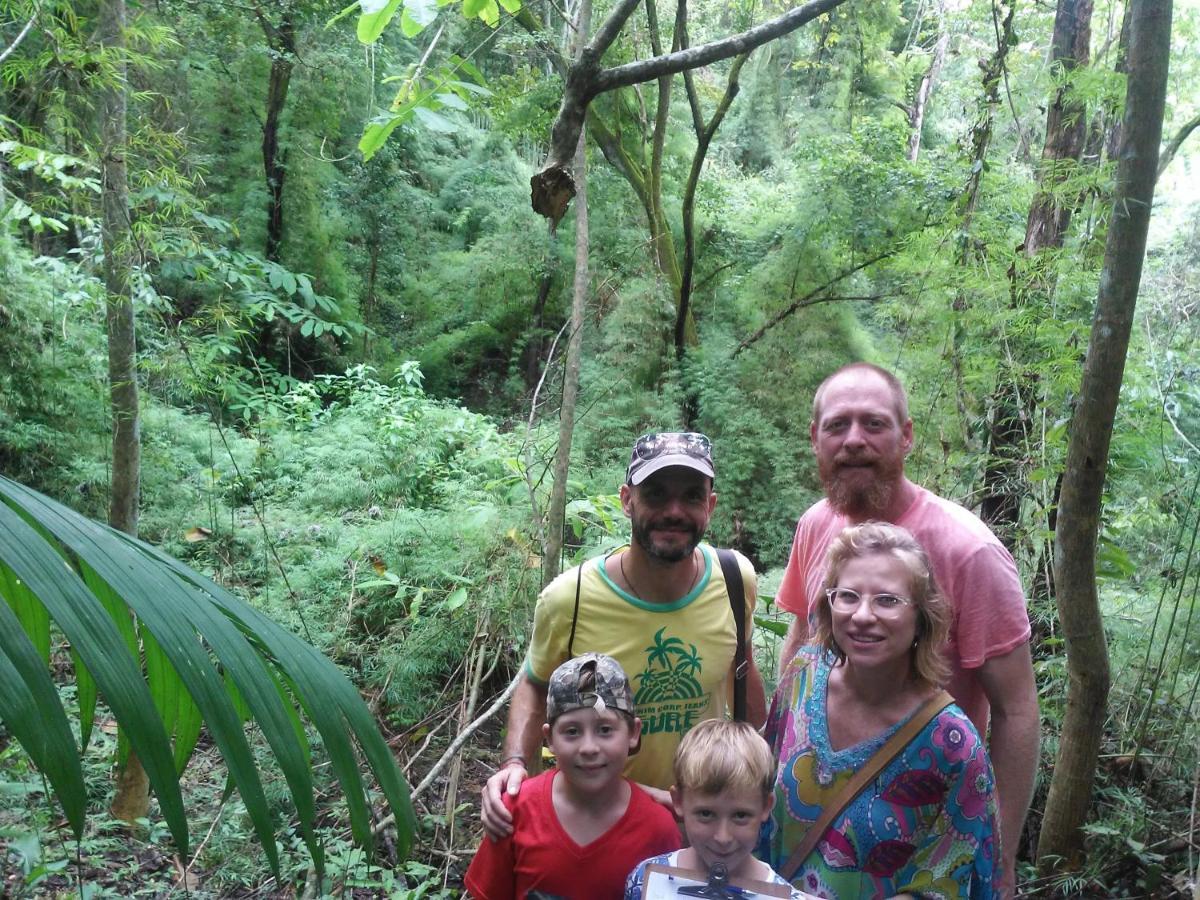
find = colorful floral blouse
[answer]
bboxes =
[759,647,998,899]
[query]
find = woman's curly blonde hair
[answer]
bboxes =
[812,521,951,686]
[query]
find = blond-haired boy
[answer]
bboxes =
[624,720,793,898]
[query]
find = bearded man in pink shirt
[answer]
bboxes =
[776,362,1039,899]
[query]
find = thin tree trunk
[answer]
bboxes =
[542,0,591,588]
[906,1,948,163]
[523,248,555,391]
[1036,0,1171,872]
[261,14,295,263]
[99,0,147,824]
[983,0,1092,553]
[958,1,1015,230]
[362,238,379,358]
[1024,0,1094,256]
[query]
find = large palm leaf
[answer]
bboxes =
[0,474,416,877]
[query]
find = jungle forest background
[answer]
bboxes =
[1,0,1198,896]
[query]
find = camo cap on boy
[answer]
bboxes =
[546,653,636,721]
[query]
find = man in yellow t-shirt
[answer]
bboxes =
[481,432,766,839]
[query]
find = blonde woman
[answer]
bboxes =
[761,522,998,899]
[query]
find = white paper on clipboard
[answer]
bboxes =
[640,863,793,899]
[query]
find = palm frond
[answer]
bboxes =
[0,475,416,876]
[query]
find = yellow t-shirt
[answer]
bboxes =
[524,544,757,790]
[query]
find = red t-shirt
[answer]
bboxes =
[465,770,680,900]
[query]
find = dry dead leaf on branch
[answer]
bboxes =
[184,527,212,542]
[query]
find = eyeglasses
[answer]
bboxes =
[633,432,712,461]
[826,587,913,616]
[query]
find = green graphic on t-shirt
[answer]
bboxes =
[634,629,707,736]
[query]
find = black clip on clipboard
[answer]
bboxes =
[641,862,792,899]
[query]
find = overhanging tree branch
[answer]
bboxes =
[531,0,851,222]
[0,8,38,66]
[733,250,896,356]
[595,0,845,92]
[1157,110,1200,177]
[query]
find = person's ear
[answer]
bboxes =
[901,418,914,454]
[619,483,633,518]
[705,490,717,517]
[670,785,685,819]
[627,715,643,751]
[542,722,552,744]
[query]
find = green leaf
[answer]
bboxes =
[435,92,468,111]
[360,114,409,161]
[447,79,492,97]
[399,8,425,37]
[449,54,487,86]
[0,600,87,839]
[0,475,416,874]
[357,0,403,43]
[462,0,487,16]
[296,274,316,307]
[753,616,789,637]
[300,318,315,338]
[413,106,459,133]
[406,0,439,29]
[0,498,187,855]
[497,0,521,12]
[443,586,468,612]
[478,0,500,26]
[326,0,362,28]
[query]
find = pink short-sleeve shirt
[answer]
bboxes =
[775,485,1030,734]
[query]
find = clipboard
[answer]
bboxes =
[641,863,792,899]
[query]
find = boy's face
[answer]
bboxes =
[543,707,640,794]
[670,784,771,878]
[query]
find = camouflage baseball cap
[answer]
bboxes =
[546,653,636,721]
[626,432,715,486]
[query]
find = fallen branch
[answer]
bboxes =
[372,673,522,837]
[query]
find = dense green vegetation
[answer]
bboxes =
[2,0,1199,896]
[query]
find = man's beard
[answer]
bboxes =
[631,516,703,563]
[820,457,902,519]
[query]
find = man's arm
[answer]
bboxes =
[744,652,767,729]
[480,673,548,840]
[977,641,1040,899]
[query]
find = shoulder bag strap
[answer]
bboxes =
[567,558,583,659]
[780,689,955,882]
[716,548,748,722]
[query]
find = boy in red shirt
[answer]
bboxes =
[465,654,680,899]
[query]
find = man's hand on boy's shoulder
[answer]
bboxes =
[481,760,526,840]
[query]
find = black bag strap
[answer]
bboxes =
[716,548,748,722]
[567,558,583,659]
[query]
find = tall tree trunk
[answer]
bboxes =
[949,2,1016,444]
[523,245,556,391]
[362,237,379,358]
[1036,0,1171,873]
[99,0,147,824]
[982,0,1092,553]
[958,1,1015,232]
[261,14,295,264]
[906,1,948,163]
[542,0,591,588]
